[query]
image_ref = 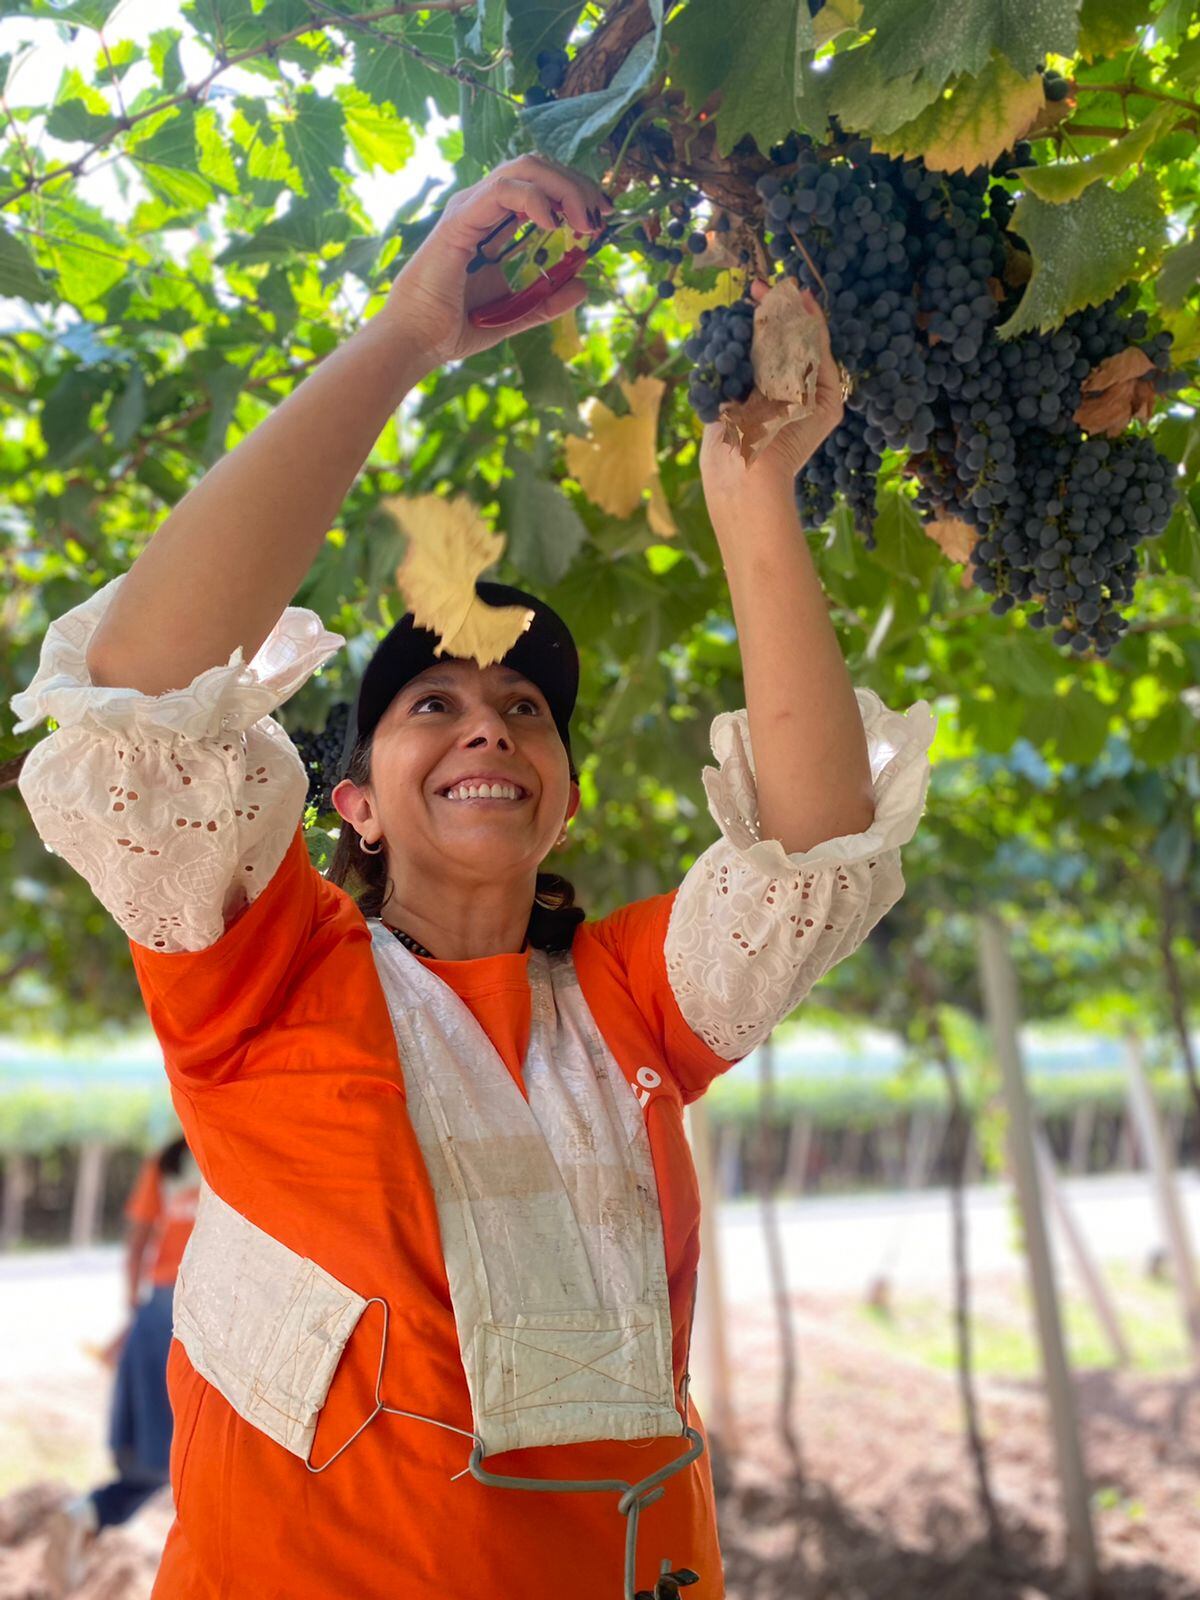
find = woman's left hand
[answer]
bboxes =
[698,283,845,510]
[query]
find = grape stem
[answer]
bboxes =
[786,225,828,304]
[1077,80,1200,116]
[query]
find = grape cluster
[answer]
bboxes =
[717,127,1181,655]
[292,701,352,814]
[684,299,757,421]
[525,47,569,105]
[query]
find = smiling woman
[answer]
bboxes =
[324,586,587,960]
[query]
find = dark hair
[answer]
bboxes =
[157,1136,190,1177]
[324,729,585,955]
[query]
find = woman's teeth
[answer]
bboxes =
[443,783,524,801]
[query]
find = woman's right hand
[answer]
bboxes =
[381,156,612,366]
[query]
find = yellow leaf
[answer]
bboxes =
[1022,104,1174,204]
[673,270,741,326]
[385,494,533,668]
[875,52,1045,175]
[549,309,583,361]
[813,0,861,45]
[647,476,678,539]
[564,376,667,518]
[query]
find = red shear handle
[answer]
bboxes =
[467,246,589,329]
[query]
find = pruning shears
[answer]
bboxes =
[464,202,667,329]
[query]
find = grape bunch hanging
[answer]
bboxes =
[292,700,352,814]
[648,122,1178,657]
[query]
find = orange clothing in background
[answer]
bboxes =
[129,826,737,1600]
[124,1158,199,1288]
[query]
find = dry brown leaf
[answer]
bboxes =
[750,277,821,407]
[925,513,977,565]
[563,375,669,519]
[720,389,809,464]
[386,494,533,668]
[986,276,1006,303]
[1073,345,1156,436]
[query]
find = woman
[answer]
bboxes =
[12,156,934,1600]
[46,1138,200,1591]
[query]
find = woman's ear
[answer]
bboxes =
[565,780,581,824]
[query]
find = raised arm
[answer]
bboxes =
[86,157,609,695]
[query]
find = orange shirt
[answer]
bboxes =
[124,1157,199,1288]
[129,827,736,1599]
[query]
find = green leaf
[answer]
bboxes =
[667,0,813,157]
[0,225,51,302]
[1130,702,1190,764]
[283,93,346,207]
[340,90,416,174]
[149,28,185,92]
[1022,104,1174,203]
[873,52,1044,174]
[199,361,248,467]
[524,0,663,163]
[1078,0,1150,59]
[1159,496,1200,583]
[196,106,239,193]
[40,368,108,468]
[981,633,1061,699]
[1025,682,1110,764]
[998,174,1167,338]
[13,0,123,25]
[505,0,584,82]
[823,48,940,139]
[352,16,460,121]
[460,79,518,176]
[499,448,588,587]
[216,203,353,266]
[870,487,941,583]
[108,368,147,450]
[45,66,119,143]
[1157,234,1200,310]
[857,0,1081,91]
[465,0,507,57]
[1151,817,1192,886]
[512,322,576,413]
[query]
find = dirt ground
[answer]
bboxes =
[2,1290,1197,1600]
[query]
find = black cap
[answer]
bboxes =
[338,582,579,782]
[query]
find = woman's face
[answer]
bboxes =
[333,659,578,880]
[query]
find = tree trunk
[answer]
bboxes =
[1,1154,32,1251]
[910,953,1004,1558]
[71,1140,108,1249]
[1160,881,1200,1130]
[752,1035,803,1480]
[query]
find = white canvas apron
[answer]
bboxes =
[173,931,704,1598]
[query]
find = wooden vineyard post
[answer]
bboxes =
[71,1139,108,1249]
[1124,1030,1200,1365]
[1032,1129,1131,1368]
[1,1153,32,1250]
[686,1100,738,1451]
[977,913,1099,1598]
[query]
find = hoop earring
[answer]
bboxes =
[359,836,383,856]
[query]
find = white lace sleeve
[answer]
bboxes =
[665,690,936,1061]
[10,573,344,955]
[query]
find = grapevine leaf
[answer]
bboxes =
[813,0,863,45]
[1022,104,1174,203]
[998,174,1167,339]
[1130,702,1190,764]
[514,324,577,415]
[499,448,588,588]
[283,93,346,208]
[148,28,185,92]
[45,67,119,143]
[823,49,941,139]
[339,88,415,174]
[1025,683,1110,764]
[464,0,506,58]
[505,0,584,82]
[1159,496,1200,584]
[524,0,662,164]
[564,376,667,518]
[873,53,1045,175]
[0,225,51,302]
[1078,0,1151,59]
[667,0,814,157]
[108,369,147,450]
[387,494,533,667]
[871,488,941,583]
[857,0,1081,91]
[352,16,460,121]
[1157,233,1200,310]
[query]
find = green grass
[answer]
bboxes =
[856,1263,1191,1379]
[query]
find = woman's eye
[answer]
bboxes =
[413,695,449,713]
[511,699,541,715]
